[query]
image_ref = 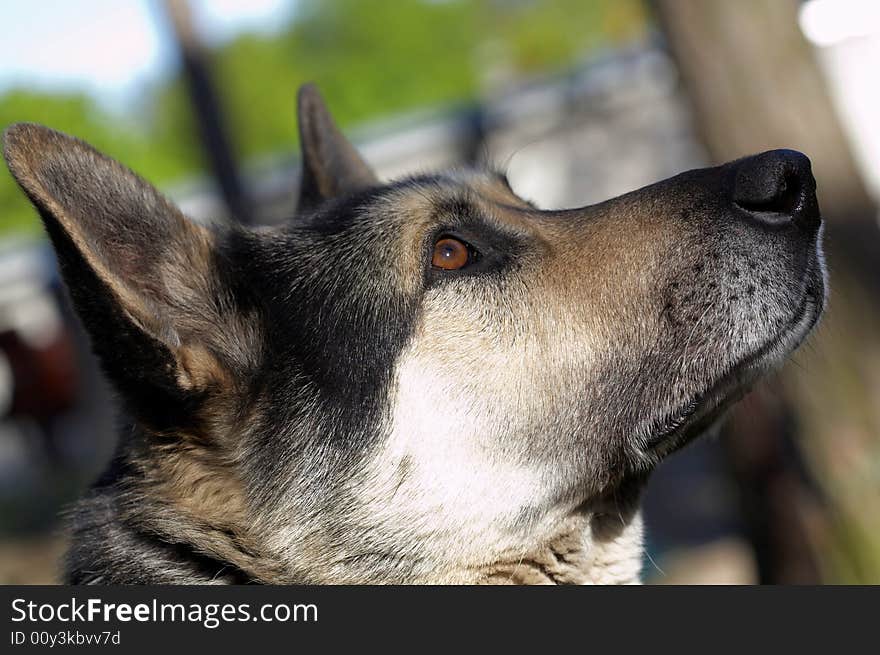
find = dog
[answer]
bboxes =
[2,84,825,584]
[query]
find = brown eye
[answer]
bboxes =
[432,237,471,270]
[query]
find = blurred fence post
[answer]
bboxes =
[163,0,254,225]
[654,0,880,583]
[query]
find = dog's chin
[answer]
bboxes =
[645,271,824,460]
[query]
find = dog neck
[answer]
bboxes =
[472,511,644,585]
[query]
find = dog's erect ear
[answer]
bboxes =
[296,83,378,211]
[3,124,246,430]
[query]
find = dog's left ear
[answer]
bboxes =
[3,124,250,431]
[296,83,378,212]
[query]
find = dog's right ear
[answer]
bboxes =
[296,83,378,212]
[3,124,248,431]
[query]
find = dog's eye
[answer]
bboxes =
[432,237,471,270]
[432,237,472,271]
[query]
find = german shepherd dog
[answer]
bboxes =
[2,85,825,584]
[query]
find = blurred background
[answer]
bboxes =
[1,0,879,584]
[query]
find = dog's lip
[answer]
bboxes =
[645,279,823,455]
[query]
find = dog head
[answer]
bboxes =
[3,84,825,583]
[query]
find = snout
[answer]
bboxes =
[730,149,821,232]
[579,147,827,458]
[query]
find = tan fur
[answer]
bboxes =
[176,342,232,391]
[479,513,643,585]
[125,441,286,583]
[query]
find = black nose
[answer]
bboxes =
[731,149,820,231]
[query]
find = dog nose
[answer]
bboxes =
[731,149,820,231]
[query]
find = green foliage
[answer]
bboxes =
[1,0,646,237]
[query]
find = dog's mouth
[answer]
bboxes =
[644,274,824,458]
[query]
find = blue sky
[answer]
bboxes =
[0,0,295,109]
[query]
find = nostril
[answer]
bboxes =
[731,149,818,229]
[734,170,803,217]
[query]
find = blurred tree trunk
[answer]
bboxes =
[655,0,880,582]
